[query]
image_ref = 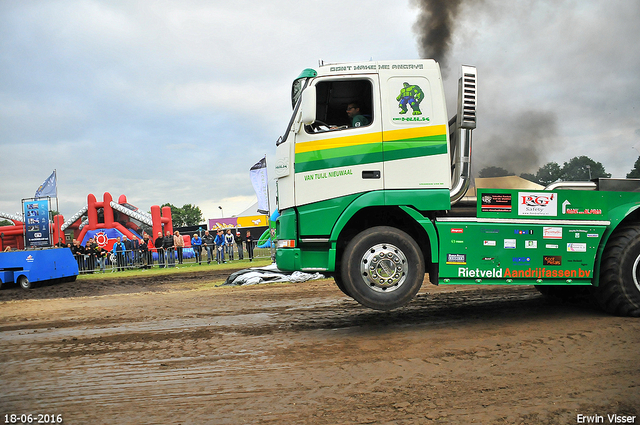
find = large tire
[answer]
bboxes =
[593,225,640,317]
[341,226,424,310]
[333,274,351,297]
[17,275,32,290]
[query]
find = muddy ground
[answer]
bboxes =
[0,269,638,424]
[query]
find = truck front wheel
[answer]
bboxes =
[341,226,424,310]
[333,274,351,297]
[594,225,640,316]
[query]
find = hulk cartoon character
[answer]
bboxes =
[396,82,424,115]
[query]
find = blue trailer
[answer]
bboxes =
[0,248,79,290]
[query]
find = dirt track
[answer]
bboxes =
[1,270,638,424]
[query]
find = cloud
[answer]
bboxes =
[1,0,639,224]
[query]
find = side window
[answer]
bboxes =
[306,79,373,133]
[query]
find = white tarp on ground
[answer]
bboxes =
[222,263,324,286]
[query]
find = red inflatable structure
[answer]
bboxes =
[0,217,25,251]
[0,193,172,251]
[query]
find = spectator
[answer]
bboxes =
[164,230,175,267]
[235,231,244,260]
[155,231,165,268]
[131,237,140,267]
[140,234,151,269]
[225,229,235,261]
[245,231,254,262]
[112,236,126,272]
[214,229,226,264]
[202,230,215,264]
[174,231,185,265]
[122,235,132,268]
[95,244,107,273]
[85,238,96,272]
[192,233,203,265]
[71,239,85,271]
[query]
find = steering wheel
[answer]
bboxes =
[308,120,330,132]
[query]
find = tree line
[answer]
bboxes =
[160,203,204,227]
[479,155,640,186]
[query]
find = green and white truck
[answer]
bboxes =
[273,59,640,316]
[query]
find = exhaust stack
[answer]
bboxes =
[449,65,477,205]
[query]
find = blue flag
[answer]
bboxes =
[35,171,57,199]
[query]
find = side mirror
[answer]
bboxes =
[300,87,316,126]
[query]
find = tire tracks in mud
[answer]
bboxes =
[1,277,639,424]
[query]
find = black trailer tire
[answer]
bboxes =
[593,225,640,317]
[17,275,32,290]
[341,226,424,310]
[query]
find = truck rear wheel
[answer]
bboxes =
[594,225,640,317]
[341,226,424,310]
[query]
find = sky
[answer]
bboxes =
[1,0,639,222]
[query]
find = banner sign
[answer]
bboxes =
[23,198,51,247]
[250,156,269,214]
[209,215,268,230]
[209,218,238,230]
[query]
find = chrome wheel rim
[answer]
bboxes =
[360,243,407,292]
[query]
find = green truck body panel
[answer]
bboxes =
[436,219,605,285]
[277,187,640,284]
[276,189,450,272]
[435,188,640,286]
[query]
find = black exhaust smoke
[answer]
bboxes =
[413,0,464,69]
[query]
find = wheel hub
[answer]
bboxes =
[360,243,407,292]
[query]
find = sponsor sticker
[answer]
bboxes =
[545,244,559,249]
[446,253,467,265]
[525,240,538,249]
[513,257,531,263]
[543,227,563,239]
[567,243,587,252]
[26,255,34,263]
[518,192,558,216]
[543,255,562,266]
[504,239,517,249]
[481,228,499,234]
[564,208,603,215]
[514,229,534,235]
[481,193,512,213]
[458,267,503,278]
[483,240,496,246]
[451,228,464,233]
[587,233,599,238]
